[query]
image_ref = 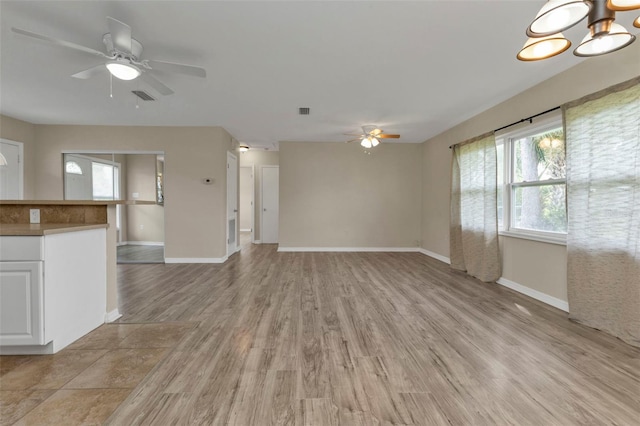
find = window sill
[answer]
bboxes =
[499,230,566,246]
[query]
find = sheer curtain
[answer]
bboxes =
[564,77,640,347]
[450,132,501,282]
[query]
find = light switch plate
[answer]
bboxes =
[30,209,40,224]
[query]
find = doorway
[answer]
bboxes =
[239,165,254,244]
[260,166,279,244]
[227,152,239,257]
[0,139,24,199]
[63,151,165,264]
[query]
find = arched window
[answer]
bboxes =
[65,161,83,175]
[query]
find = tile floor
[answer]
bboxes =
[0,322,194,425]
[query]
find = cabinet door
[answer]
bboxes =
[0,261,44,345]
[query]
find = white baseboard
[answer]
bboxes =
[418,249,568,312]
[105,309,122,323]
[164,257,228,264]
[418,248,451,264]
[120,241,165,246]
[240,228,251,232]
[0,342,54,355]
[277,247,421,253]
[496,277,568,312]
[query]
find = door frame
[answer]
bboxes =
[260,165,279,244]
[227,152,239,257]
[0,139,24,199]
[239,165,256,244]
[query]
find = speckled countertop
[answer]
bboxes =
[0,223,108,236]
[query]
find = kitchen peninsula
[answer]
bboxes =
[0,200,154,354]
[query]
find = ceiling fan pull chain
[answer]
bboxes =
[110,73,113,98]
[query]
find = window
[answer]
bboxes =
[65,161,83,175]
[496,115,566,244]
[91,162,119,200]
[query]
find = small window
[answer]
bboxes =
[65,161,83,175]
[497,115,567,243]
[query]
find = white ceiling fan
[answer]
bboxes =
[11,17,207,96]
[345,125,400,148]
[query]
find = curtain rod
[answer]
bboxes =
[448,106,561,149]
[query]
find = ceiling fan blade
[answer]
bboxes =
[72,64,106,79]
[11,27,109,58]
[379,134,400,139]
[146,60,207,78]
[140,72,174,96]
[345,138,362,143]
[107,17,132,54]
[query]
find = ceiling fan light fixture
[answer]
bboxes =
[517,33,572,61]
[238,144,250,153]
[574,22,636,56]
[370,137,380,147]
[527,0,591,37]
[106,59,141,80]
[607,0,640,10]
[361,137,373,149]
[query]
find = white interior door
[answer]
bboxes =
[0,140,23,199]
[261,166,279,244]
[227,152,238,255]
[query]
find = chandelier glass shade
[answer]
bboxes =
[517,33,572,60]
[519,0,639,60]
[527,0,592,37]
[607,0,640,10]
[574,22,636,55]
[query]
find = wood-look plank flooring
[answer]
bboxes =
[117,245,165,264]
[102,240,640,425]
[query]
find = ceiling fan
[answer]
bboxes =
[11,17,207,96]
[346,125,400,148]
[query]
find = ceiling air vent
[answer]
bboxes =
[132,90,155,101]
[298,107,310,115]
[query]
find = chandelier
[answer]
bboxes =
[518,0,640,61]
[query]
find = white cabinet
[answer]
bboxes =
[0,228,106,354]
[0,261,44,345]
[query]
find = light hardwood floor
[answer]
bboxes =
[3,242,639,425]
[106,243,640,425]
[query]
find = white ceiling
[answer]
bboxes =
[1,1,638,148]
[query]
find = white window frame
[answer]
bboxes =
[497,113,567,245]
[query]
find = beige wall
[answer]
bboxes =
[421,42,640,303]
[280,142,422,248]
[125,154,164,244]
[32,125,234,260]
[239,150,280,241]
[0,115,36,199]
